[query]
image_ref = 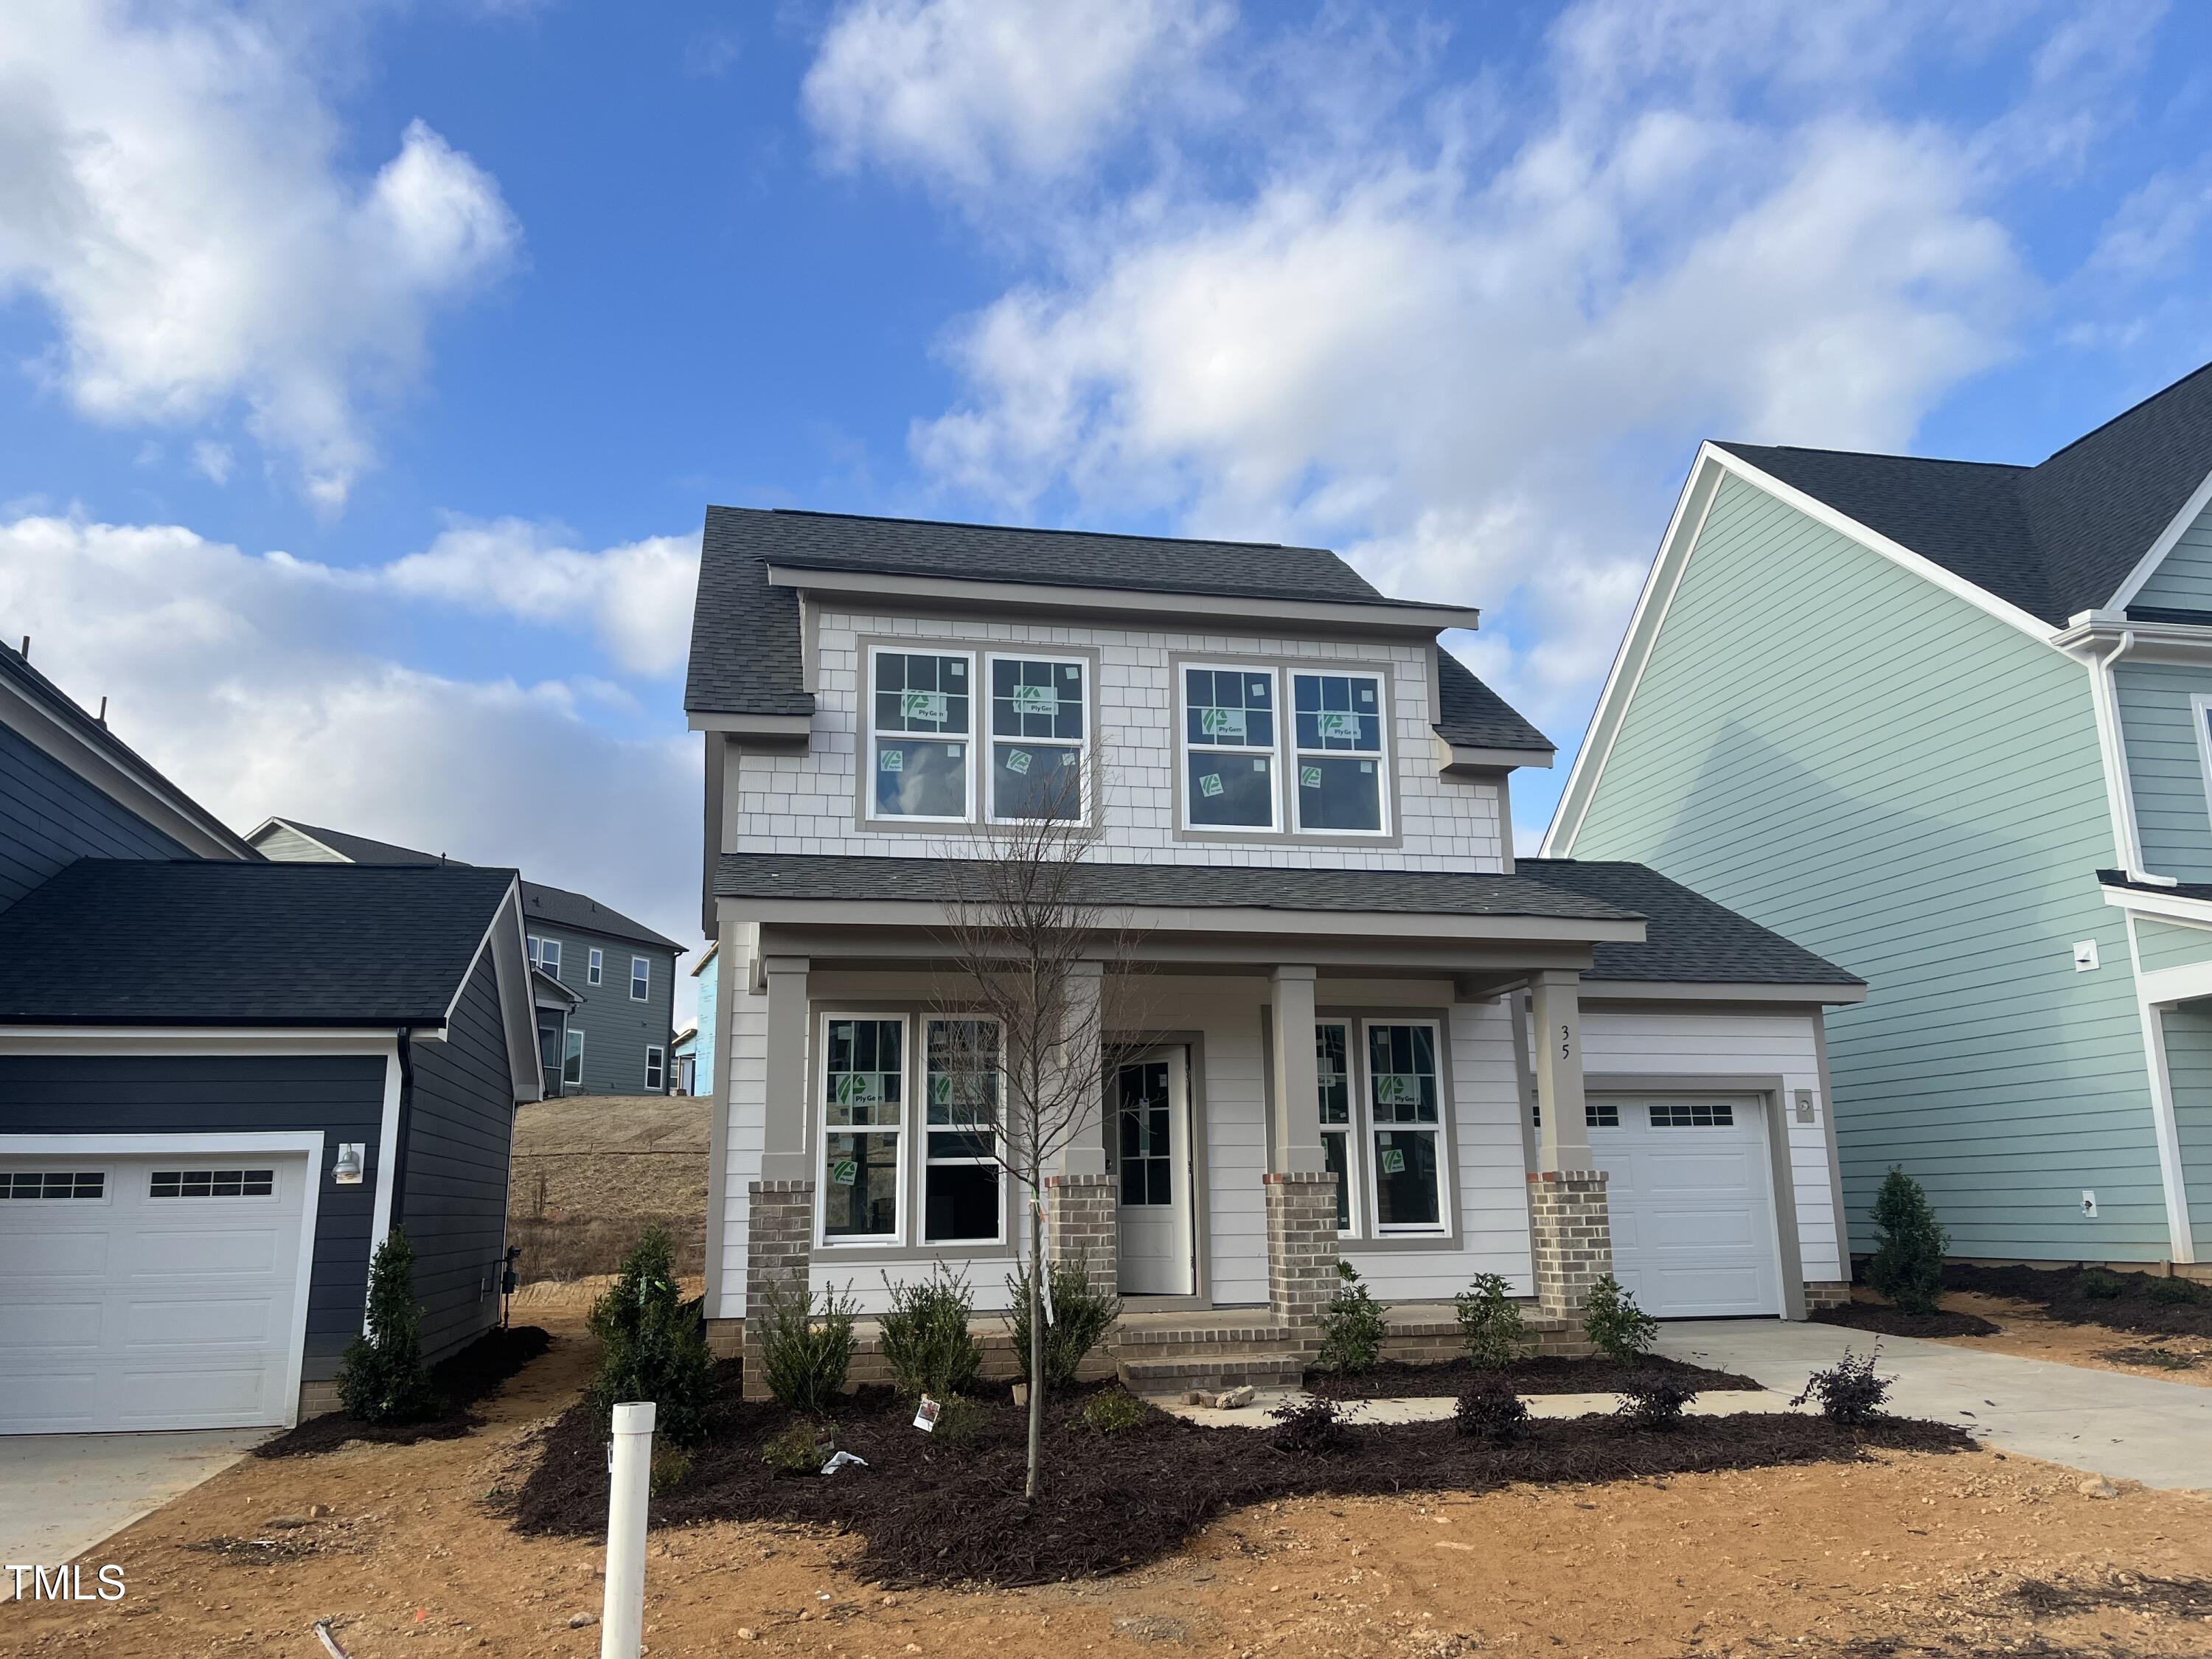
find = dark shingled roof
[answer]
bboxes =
[0,860,520,1026]
[1517,860,1862,987]
[685,506,1550,752]
[1717,359,2212,626]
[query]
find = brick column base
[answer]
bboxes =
[742,1178,815,1401]
[1803,1279,1852,1312]
[1265,1171,1339,1343]
[1046,1174,1117,1301]
[1527,1169,1612,1321]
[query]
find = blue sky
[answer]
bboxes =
[4,0,2212,1027]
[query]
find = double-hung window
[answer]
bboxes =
[644,1046,665,1091]
[538,938,562,978]
[821,1016,903,1240]
[1182,666,1279,830]
[1365,1021,1444,1230]
[630,956,650,1001]
[1315,1022,1354,1234]
[924,1018,1002,1242]
[588,947,603,987]
[987,655,1086,821]
[869,649,972,821]
[561,1029,585,1090]
[1293,671,1386,833]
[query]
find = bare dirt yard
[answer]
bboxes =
[8,1318,2211,1659]
[506,1096,708,1284]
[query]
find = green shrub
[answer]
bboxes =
[1317,1261,1388,1375]
[2078,1267,2126,1300]
[1080,1388,1150,1436]
[1614,1375,1696,1430]
[588,1225,714,1446]
[2146,1275,2202,1306]
[1454,1273,1531,1370]
[1581,1274,1658,1363]
[759,1279,857,1416]
[760,1419,833,1475]
[1867,1167,1948,1315]
[649,1447,692,1495]
[1453,1380,1528,1444]
[928,1392,987,1448]
[878,1264,983,1399]
[1791,1346,1891,1425]
[338,1228,437,1424]
[1268,1394,1354,1455]
[1006,1257,1121,1391]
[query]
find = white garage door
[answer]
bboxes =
[0,1151,312,1433]
[1587,1097,1783,1318]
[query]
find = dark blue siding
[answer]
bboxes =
[0,1053,387,1380]
[0,723,188,908]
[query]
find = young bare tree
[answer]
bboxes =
[927,757,1143,1499]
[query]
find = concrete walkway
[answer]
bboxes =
[0,1429,268,1596]
[1658,1318,2212,1493]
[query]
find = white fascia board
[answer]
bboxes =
[1577,979,1868,1005]
[2053,613,2212,667]
[763,563,1481,636]
[2101,883,2212,925]
[2107,463,2212,611]
[1442,744,1554,773]
[686,712,812,739]
[0,1026,406,1054]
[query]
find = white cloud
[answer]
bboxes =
[192,440,234,485]
[0,4,518,507]
[0,512,702,950]
[803,0,1230,194]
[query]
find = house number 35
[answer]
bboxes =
[1559,1025,1573,1060]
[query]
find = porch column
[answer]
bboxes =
[1525,970,1613,1325]
[1266,964,1337,1341]
[745,955,813,1399]
[1047,961,1115,1301]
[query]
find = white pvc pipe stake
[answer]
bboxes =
[600,1400,656,1659]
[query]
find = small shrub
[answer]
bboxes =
[649,1447,692,1495]
[1867,1167,1948,1315]
[928,1392,987,1448]
[1080,1388,1150,1436]
[588,1225,714,1446]
[1614,1375,1696,1430]
[759,1280,857,1416]
[1791,1345,1891,1425]
[338,1228,437,1424]
[878,1263,983,1400]
[760,1419,833,1476]
[2146,1275,2202,1306]
[1581,1274,1658,1363]
[1317,1261,1389,1375]
[1453,1380,1529,1444]
[1454,1273,1531,1370]
[2078,1267,2126,1301]
[1269,1394,1354,1455]
[1006,1257,1121,1391]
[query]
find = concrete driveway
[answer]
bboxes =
[1658,1318,2212,1492]
[0,1430,268,1595]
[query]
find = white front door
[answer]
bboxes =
[1587,1096,1784,1318]
[0,1151,313,1433]
[1114,1051,1194,1295]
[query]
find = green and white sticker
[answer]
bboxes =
[1006,748,1032,775]
[1300,764,1323,789]
[1011,684,1057,717]
[1380,1147,1406,1175]
[1197,772,1224,799]
[900,689,949,724]
[835,1071,883,1107]
[879,748,903,772]
[830,1158,858,1186]
[1200,706,1247,740]
[1318,710,1362,742]
[1374,1072,1419,1107]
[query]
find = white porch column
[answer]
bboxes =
[745,954,815,1399]
[1057,959,1107,1178]
[1525,968,1612,1324]
[1529,969,1590,1171]
[759,955,812,1182]
[1048,960,1116,1299]
[1269,965,1326,1175]
[1266,964,1335,1341]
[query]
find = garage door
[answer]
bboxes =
[1587,1097,1782,1318]
[0,1151,312,1433]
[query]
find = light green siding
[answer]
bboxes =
[2115,661,2212,882]
[2135,917,2212,974]
[2129,496,2212,611]
[1568,473,2169,1260]
[2157,1000,2212,1254]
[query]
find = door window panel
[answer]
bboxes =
[1118,1060,1174,1206]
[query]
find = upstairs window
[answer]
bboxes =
[1293,671,1387,833]
[1182,666,1278,830]
[870,649,972,821]
[588,947,603,987]
[537,938,562,978]
[630,956,650,1001]
[987,655,1086,821]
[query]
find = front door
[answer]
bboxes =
[1113,1050,1194,1295]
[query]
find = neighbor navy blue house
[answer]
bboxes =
[0,643,542,1433]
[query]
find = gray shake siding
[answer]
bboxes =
[397,953,518,1360]
[0,1051,388,1382]
[529,923,677,1096]
[0,723,186,909]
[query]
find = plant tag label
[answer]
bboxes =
[913,1395,940,1432]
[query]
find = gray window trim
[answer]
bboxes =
[859,641,978,830]
[981,647,1094,827]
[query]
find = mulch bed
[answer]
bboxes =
[255,1325,553,1458]
[1944,1262,2212,1340]
[1306,1352,1762,1399]
[507,1362,1972,1588]
[2094,1344,2200,1371]
[1811,1304,2001,1339]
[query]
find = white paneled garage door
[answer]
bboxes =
[1587,1096,1783,1318]
[0,1150,314,1433]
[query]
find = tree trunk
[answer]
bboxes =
[1026,1178,1046,1500]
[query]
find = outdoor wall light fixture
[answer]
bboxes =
[334,1143,365,1184]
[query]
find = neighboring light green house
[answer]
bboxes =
[1547,362,2212,1272]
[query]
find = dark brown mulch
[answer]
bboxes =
[1944,1262,2212,1340]
[507,1362,1972,1588]
[2093,1344,2200,1371]
[1811,1304,2000,1339]
[255,1325,553,1458]
[1306,1352,1762,1399]
[2014,1573,2212,1619]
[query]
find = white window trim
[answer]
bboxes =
[981,651,1091,826]
[1290,668,1392,838]
[816,1010,910,1247]
[1178,661,1283,833]
[526,934,540,967]
[1315,1019,1363,1239]
[2188,694,2212,841]
[588,947,603,987]
[539,939,562,978]
[1359,1016,1451,1236]
[644,1044,665,1091]
[922,1012,1007,1247]
[561,1027,585,1090]
[630,955,650,1002]
[864,644,978,827]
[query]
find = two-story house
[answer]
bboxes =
[1547,361,2212,1275]
[246,818,684,1099]
[684,508,1865,1390]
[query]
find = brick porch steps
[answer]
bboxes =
[1113,1310,1306,1391]
[1119,1345,1307,1392]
